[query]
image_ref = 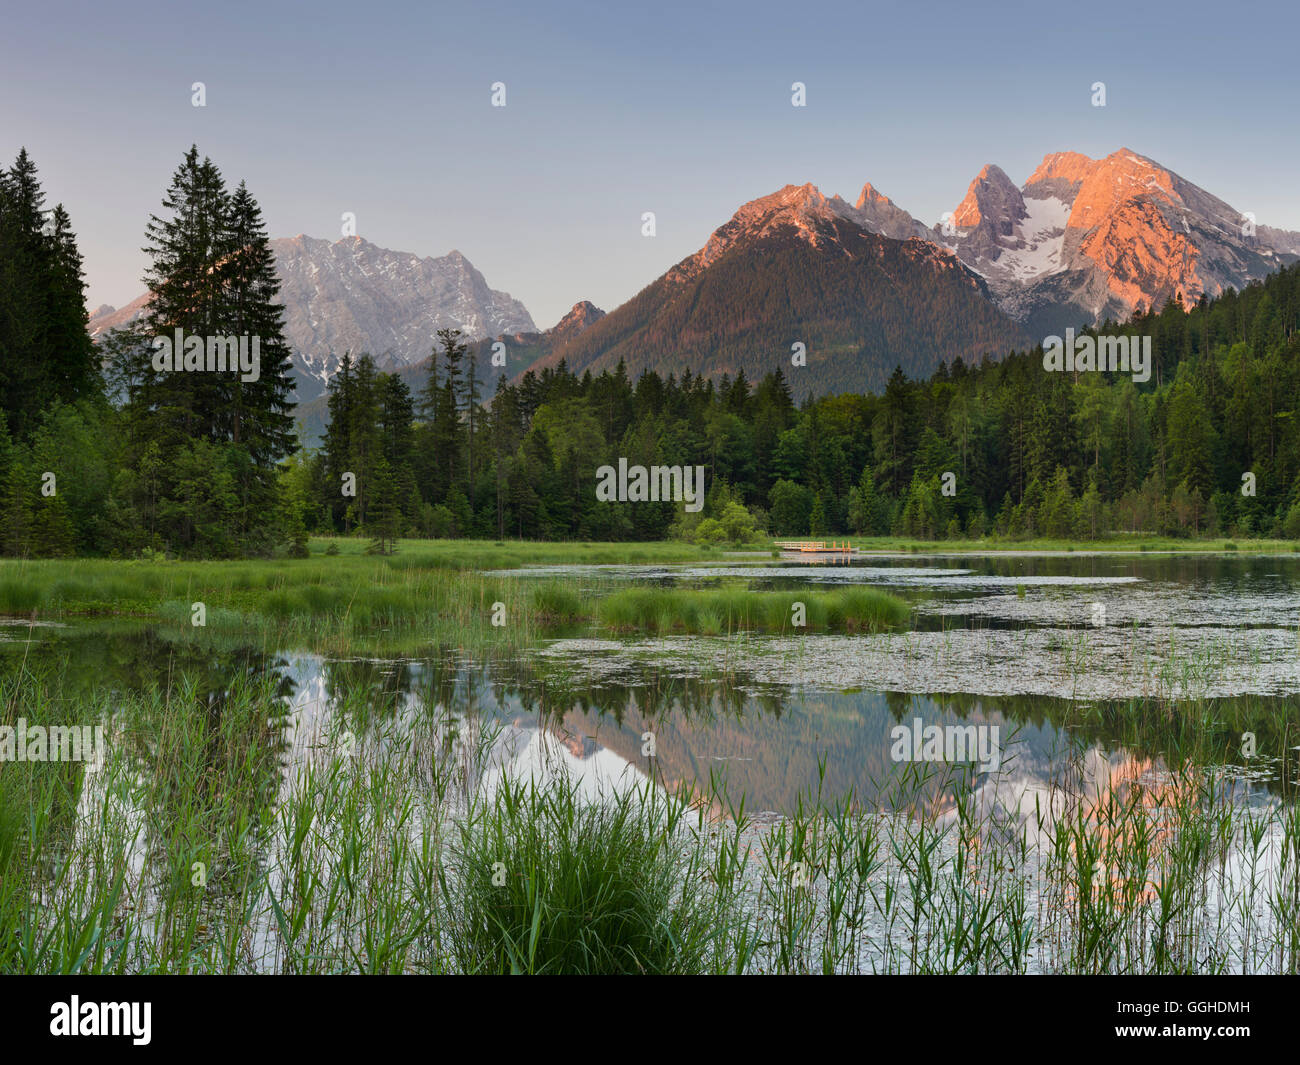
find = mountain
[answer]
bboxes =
[526,149,1300,393]
[530,183,1031,395]
[465,299,608,381]
[545,299,607,344]
[407,299,606,393]
[86,292,152,336]
[294,300,607,446]
[940,148,1300,335]
[89,148,1300,409]
[88,235,536,402]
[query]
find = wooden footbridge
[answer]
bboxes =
[773,540,856,555]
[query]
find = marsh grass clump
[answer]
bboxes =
[598,587,907,634]
[0,666,296,975]
[835,587,907,631]
[0,579,46,615]
[300,583,348,615]
[263,589,306,619]
[445,776,730,974]
[529,582,584,622]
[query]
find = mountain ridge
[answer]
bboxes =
[88,235,536,402]
[89,147,1300,407]
[939,147,1300,333]
[530,147,1300,388]
[529,182,1029,394]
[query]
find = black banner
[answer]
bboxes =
[0,974,1283,1052]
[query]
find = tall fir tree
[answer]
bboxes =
[0,149,99,441]
[124,146,297,553]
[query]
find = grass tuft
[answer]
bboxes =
[445,776,735,974]
[598,587,907,634]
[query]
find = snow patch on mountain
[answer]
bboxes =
[998,194,1071,281]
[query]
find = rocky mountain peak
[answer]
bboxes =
[89,236,536,403]
[950,164,1024,231]
[942,147,1300,334]
[851,183,936,242]
[548,300,606,343]
[1024,151,1096,191]
[666,183,840,282]
[855,182,888,208]
[668,179,942,284]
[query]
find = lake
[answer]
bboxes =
[6,550,1299,973]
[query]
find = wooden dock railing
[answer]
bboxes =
[773,541,854,553]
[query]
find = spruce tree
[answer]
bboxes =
[379,372,416,522]
[322,352,356,528]
[136,146,230,449]
[366,453,400,555]
[0,150,99,441]
[427,329,466,499]
[126,146,297,553]
[44,204,99,406]
[221,181,296,469]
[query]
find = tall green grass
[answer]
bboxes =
[0,551,910,650]
[598,587,908,634]
[4,662,1300,974]
[444,776,747,974]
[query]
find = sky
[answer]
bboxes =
[4,0,1299,330]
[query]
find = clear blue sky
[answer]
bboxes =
[4,0,1298,328]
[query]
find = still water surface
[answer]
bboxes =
[10,552,1298,815]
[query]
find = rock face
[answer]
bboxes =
[528,148,1300,395]
[270,236,534,392]
[944,164,1035,271]
[853,183,937,243]
[531,181,1031,395]
[940,148,1300,335]
[291,298,607,446]
[546,300,607,347]
[89,235,536,402]
[85,291,152,335]
[663,182,939,285]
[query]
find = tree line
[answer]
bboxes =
[0,145,297,557]
[300,263,1300,547]
[1,144,1298,557]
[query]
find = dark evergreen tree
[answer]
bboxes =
[121,146,297,553]
[0,149,99,439]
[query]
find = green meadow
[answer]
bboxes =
[0,537,916,651]
[0,533,1288,639]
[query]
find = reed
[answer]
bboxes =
[443,775,747,974]
[597,587,908,634]
[5,656,1297,975]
